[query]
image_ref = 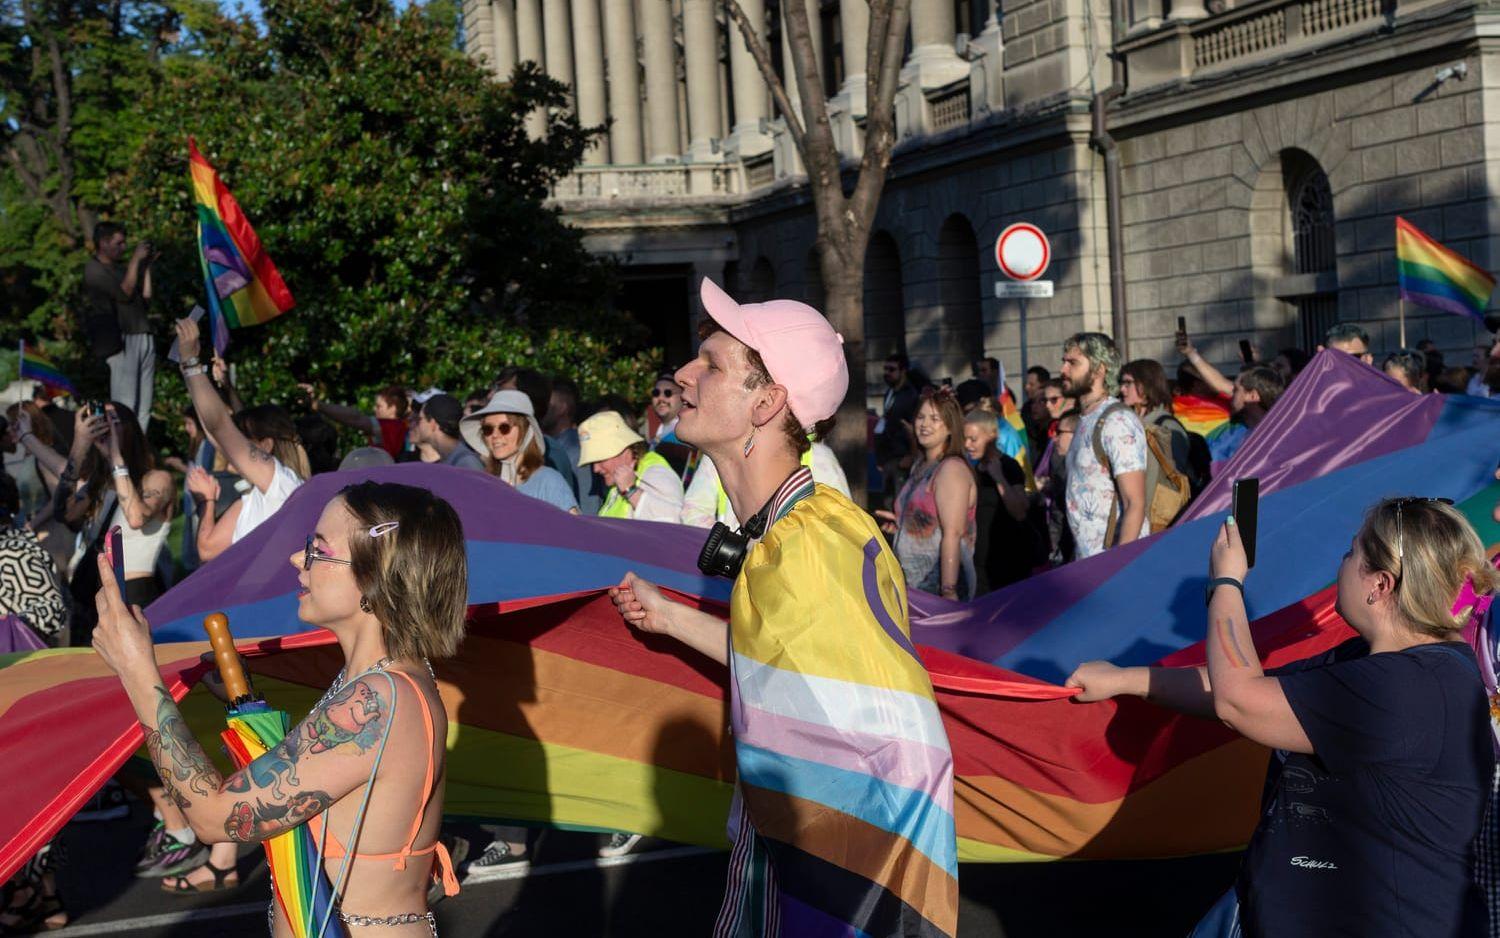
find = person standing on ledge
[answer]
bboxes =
[609,280,959,937]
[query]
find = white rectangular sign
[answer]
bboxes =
[994,280,1054,299]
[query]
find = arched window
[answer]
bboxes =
[1280,150,1339,350]
[937,214,983,381]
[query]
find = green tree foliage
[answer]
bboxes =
[4,0,658,430]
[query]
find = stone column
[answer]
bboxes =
[904,0,969,88]
[570,0,609,164]
[602,0,643,163]
[682,0,723,161]
[725,0,772,156]
[639,0,681,162]
[491,0,519,77]
[516,0,547,137]
[544,0,576,95]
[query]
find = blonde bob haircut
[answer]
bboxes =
[339,481,468,660]
[1354,497,1499,639]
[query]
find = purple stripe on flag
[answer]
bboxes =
[777,891,871,938]
[736,705,955,813]
[1400,286,1487,322]
[862,538,920,663]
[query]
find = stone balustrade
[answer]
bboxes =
[550,163,744,203]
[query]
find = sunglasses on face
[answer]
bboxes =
[651,388,676,399]
[480,421,517,438]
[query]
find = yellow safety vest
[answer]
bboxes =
[599,450,673,519]
[714,447,816,521]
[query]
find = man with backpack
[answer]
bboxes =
[1059,332,1149,558]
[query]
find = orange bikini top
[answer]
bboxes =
[309,668,459,898]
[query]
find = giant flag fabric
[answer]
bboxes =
[2,355,1499,881]
[189,138,294,336]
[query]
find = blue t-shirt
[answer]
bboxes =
[1238,637,1493,937]
[517,466,579,513]
[442,443,485,472]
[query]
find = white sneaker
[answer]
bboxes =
[598,833,643,858]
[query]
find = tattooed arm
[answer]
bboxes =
[1205,519,1312,753]
[90,554,396,844]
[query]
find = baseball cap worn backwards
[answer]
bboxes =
[698,278,849,427]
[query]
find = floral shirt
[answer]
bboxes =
[1064,398,1148,558]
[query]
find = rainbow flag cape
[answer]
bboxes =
[189,138,294,336]
[1396,215,1496,322]
[17,342,76,397]
[2,353,1498,882]
[1172,393,1230,437]
[995,388,1036,489]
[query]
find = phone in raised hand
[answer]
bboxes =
[104,524,125,587]
[1231,477,1259,569]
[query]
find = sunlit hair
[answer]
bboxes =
[1237,365,1285,411]
[1354,498,1498,639]
[1063,332,1122,396]
[377,385,410,421]
[1382,349,1425,390]
[1121,359,1171,412]
[234,405,310,481]
[962,408,999,438]
[481,413,544,482]
[916,390,966,463]
[695,320,836,456]
[340,482,468,660]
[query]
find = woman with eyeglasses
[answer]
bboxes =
[459,390,578,514]
[1067,498,1498,937]
[875,388,977,601]
[91,481,468,935]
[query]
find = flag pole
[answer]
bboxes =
[1399,297,1406,348]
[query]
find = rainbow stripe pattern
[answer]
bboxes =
[189,138,294,330]
[18,342,76,397]
[2,356,1498,888]
[729,488,958,935]
[220,702,345,938]
[1396,215,1495,322]
[1172,393,1230,436]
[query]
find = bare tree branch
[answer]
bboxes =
[849,0,911,226]
[721,0,806,151]
[780,0,836,174]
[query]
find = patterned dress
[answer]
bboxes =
[893,456,977,600]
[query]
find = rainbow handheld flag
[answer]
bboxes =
[189,139,294,338]
[1172,393,1230,437]
[18,342,77,397]
[1396,215,1495,322]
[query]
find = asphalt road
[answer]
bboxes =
[41,808,1240,936]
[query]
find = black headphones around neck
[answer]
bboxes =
[696,489,782,580]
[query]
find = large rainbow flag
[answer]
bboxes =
[17,341,77,397]
[2,351,1498,884]
[1396,214,1496,322]
[189,138,294,335]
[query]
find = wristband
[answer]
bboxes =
[1204,577,1245,607]
[182,365,207,378]
[180,356,201,369]
[112,465,130,479]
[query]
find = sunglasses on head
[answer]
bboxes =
[480,420,517,438]
[1391,497,1454,573]
[651,388,676,399]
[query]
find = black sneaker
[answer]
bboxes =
[73,781,130,823]
[598,833,643,858]
[465,839,529,874]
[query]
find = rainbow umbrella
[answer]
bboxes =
[205,614,347,938]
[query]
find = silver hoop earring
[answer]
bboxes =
[360,596,373,614]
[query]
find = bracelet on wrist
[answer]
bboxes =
[180,356,201,369]
[1204,577,1245,607]
[112,465,130,479]
[181,365,207,378]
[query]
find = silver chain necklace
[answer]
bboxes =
[316,655,434,709]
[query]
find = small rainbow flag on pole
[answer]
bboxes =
[1396,215,1495,323]
[189,139,294,342]
[18,341,77,397]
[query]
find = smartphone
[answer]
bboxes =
[1238,339,1254,364]
[104,524,125,586]
[88,401,107,419]
[1176,316,1187,336]
[1232,477,1260,569]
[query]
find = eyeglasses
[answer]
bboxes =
[1119,377,1137,387]
[1391,497,1454,573]
[304,534,352,571]
[480,421,516,438]
[651,388,676,399]
[1043,395,1064,405]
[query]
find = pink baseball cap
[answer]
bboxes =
[699,278,848,427]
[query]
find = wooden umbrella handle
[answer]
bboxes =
[203,613,252,702]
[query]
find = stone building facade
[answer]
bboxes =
[463,0,1495,402]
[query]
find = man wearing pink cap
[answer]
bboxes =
[609,281,959,937]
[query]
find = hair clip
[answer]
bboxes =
[369,522,400,538]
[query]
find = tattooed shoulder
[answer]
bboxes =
[301,676,390,755]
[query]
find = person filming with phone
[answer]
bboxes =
[1066,495,1497,936]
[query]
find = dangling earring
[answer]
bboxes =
[360,596,373,614]
[743,425,758,458]
[1365,593,1377,606]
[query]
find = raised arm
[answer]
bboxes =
[105,405,173,530]
[90,557,393,844]
[1176,333,1235,399]
[300,384,378,440]
[1204,519,1312,753]
[12,409,68,481]
[610,572,728,666]
[174,318,276,494]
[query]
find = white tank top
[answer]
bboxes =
[120,511,169,575]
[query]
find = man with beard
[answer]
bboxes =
[609,281,959,937]
[874,352,921,504]
[1060,332,1148,558]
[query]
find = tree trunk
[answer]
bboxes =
[822,254,868,507]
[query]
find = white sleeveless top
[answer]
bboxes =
[120,512,169,576]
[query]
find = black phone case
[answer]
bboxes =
[1233,479,1259,569]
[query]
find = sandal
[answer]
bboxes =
[161,861,238,894]
[0,883,67,932]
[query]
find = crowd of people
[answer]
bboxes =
[2,234,1500,931]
